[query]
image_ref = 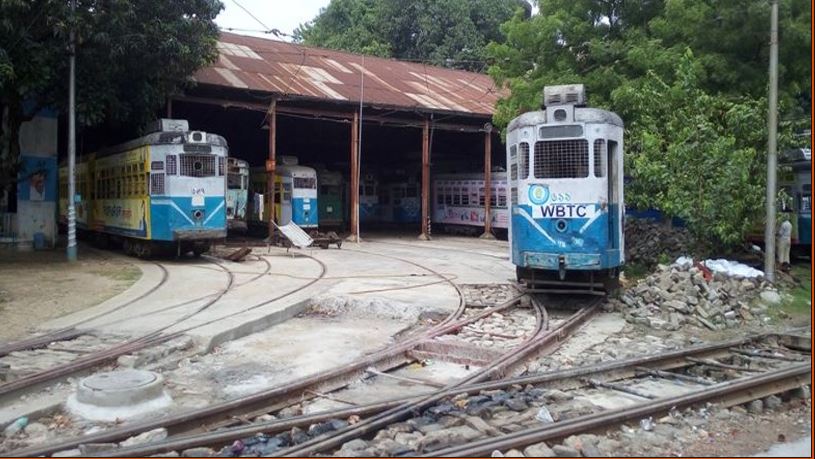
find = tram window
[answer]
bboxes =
[293,177,317,189]
[510,164,518,181]
[519,143,530,179]
[283,183,292,202]
[461,194,469,206]
[452,188,461,205]
[498,193,507,207]
[534,139,589,178]
[510,187,518,206]
[802,185,811,212]
[593,139,606,177]
[490,190,497,207]
[436,191,444,205]
[479,188,486,206]
[445,189,453,205]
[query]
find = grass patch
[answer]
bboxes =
[778,263,811,318]
[622,262,650,281]
[93,265,142,283]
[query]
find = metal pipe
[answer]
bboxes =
[349,111,359,242]
[481,125,493,238]
[266,100,277,241]
[66,0,77,261]
[419,118,430,240]
[763,0,779,282]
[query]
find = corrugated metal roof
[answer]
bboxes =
[192,32,502,117]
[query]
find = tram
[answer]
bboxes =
[432,172,509,235]
[249,156,319,229]
[226,158,249,231]
[506,85,624,294]
[58,119,228,257]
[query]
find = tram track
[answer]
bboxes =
[17,330,808,458]
[0,261,234,402]
[0,261,170,357]
[4,247,602,458]
[6,288,601,457]
[0,250,316,400]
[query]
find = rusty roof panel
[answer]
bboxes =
[194,32,502,116]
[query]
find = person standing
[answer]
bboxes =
[777,215,793,271]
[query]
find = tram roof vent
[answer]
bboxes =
[146,119,190,133]
[279,155,299,166]
[543,84,586,107]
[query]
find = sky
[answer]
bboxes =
[215,0,331,40]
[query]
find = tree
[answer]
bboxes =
[295,0,530,71]
[0,0,223,189]
[614,51,768,247]
[488,0,810,128]
[292,0,391,58]
[486,0,810,248]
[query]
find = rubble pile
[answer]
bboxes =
[625,219,694,266]
[611,259,780,331]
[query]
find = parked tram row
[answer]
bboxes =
[227,157,511,236]
[58,119,509,258]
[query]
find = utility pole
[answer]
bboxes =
[66,0,77,262]
[763,0,779,282]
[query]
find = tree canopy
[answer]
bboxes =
[0,0,223,187]
[487,0,811,248]
[294,0,530,71]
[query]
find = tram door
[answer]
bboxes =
[607,140,620,249]
[274,178,294,225]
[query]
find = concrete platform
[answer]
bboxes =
[40,235,514,353]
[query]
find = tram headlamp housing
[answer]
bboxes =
[193,209,204,220]
[555,219,568,233]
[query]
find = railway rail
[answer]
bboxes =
[0,251,325,403]
[11,331,806,457]
[7,285,601,457]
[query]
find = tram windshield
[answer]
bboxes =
[293,176,317,189]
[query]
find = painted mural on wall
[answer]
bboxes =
[17,156,57,202]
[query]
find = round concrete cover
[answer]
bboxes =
[77,369,166,407]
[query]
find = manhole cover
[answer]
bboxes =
[68,369,172,421]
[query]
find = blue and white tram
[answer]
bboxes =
[58,119,228,257]
[275,162,318,228]
[507,85,624,294]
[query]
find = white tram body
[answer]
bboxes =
[507,84,624,293]
[432,172,509,231]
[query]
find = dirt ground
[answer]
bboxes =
[683,399,811,457]
[0,246,140,341]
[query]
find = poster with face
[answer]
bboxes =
[29,172,45,201]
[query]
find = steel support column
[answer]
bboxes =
[348,111,359,242]
[480,126,495,239]
[266,100,277,241]
[419,118,431,240]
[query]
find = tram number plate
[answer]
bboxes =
[192,188,205,207]
[533,204,596,219]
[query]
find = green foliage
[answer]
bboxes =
[487,0,810,248]
[295,0,528,70]
[0,0,223,186]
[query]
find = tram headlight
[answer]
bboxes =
[193,209,204,220]
[555,219,568,233]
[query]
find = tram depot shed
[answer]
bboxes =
[167,32,505,240]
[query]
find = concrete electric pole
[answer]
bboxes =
[763,0,779,282]
[66,0,78,261]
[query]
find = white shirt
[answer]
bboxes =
[778,220,792,239]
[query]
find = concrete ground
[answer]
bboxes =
[40,234,514,351]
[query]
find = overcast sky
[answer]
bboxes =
[215,0,331,40]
